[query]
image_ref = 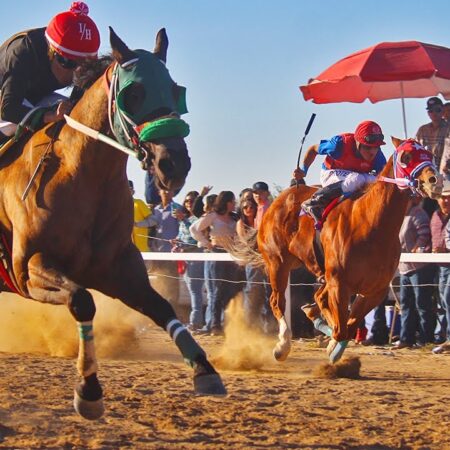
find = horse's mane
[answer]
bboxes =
[73,54,113,90]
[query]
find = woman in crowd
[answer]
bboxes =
[190,191,241,335]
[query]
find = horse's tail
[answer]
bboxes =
[223,229,265,269]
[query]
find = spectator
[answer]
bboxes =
[129,180,153,252]
[136,188,181,306]
[236,198,268,330]
[190,185,213,219]
[190,191,241,335]
[395,196,435,349]
[443,102,450,123]
[172,191,205,331]
[416,97,449,171]
[252,181,272,230]
[0,2,100,142]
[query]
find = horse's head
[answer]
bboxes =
[109,28,191,191]
[392,137,443,199]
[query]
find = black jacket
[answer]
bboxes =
[0,27,64,123]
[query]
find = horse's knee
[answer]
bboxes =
[68,288,96,322]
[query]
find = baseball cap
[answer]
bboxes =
[252,181,269,192]
[442,180,450,196]
[426,97,443,110]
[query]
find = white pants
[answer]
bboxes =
[0,92,67,136]
[320,169,377,193]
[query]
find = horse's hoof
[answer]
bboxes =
[73,390,105,420]
[273,345,290,361]
[327,339,349,364]
[194,373,227,396]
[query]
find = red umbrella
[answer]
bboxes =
[300,41,450,136]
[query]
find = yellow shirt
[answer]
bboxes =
[132,198,151,252]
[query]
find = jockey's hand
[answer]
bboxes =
[43,100,73,123]
[292,168,306,180]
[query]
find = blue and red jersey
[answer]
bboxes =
[318,133,386,173]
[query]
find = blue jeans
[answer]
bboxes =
[208,259,243,330]
[399,265,435,345]
[184,261,205,328]
[243,265,268,328]
[437,265,450,340]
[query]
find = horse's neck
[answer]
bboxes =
[359,157,409,230]
[70,77,110,135]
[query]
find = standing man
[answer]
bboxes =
[416,97,449,171]
[252,181,272,230]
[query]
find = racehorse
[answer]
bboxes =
[231,137,442,363]
[0,28,225,420]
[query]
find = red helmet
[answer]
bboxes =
[45,2,100,60]
[354,120,386,147]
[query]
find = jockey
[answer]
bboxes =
[296,120,387,224]
[0,2,100,143]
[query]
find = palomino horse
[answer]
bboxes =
[236,138,442,363]
[0,28,225,420]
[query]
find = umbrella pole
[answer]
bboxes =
[400,82,408,138]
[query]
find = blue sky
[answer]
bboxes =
[4,0,450,201]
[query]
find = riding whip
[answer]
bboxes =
[296,112,316,169]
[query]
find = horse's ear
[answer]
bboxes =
[391,136,404,148]
[109,27,137,65]
[153,28,168,63]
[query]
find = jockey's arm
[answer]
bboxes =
[293,144,318,180]
[43,100,73,123]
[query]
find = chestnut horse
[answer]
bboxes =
[0,28,225,420]
[232,138,442,363]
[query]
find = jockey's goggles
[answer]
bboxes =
[364,133,384,144]
[54,52,80,70]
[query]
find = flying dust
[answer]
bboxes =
[212,295,276,371]
[0,291,148,358]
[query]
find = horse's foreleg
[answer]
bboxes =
[26,255,104,420]
[266,260,292,362]
[94,245,226,396]
[317,282,350,363]
[347,289,388,339]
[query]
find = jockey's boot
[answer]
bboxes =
[301,182,344,223]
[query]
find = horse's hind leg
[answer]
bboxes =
[265,255,293,361]
[94,244,226,396]
[26,254,104,420]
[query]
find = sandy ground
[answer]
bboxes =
[1,293,450,450]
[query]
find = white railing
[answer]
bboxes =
[142,252,450,329]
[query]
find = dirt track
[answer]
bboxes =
[1,302,450,450]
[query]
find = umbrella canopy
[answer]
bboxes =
[300,41,450,137]
[300,41,450,104]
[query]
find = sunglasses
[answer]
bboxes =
[428,107,443,113]
[242,204,256,210]
[364,133,384,144]
[55,52,80,70]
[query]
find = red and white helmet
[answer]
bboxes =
[45,2,100,59]
[354,120,386,147]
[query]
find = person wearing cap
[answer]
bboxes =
[0,2,100,142]
[416,97,449,172]
[295,120,387,224]
[252,181,272,230]
[431,182,450,353]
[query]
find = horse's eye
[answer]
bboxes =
[121,82,145,116]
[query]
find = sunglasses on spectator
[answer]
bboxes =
[364,133,384,144]
[242,204,256,210]
[184,198,195,203]
[55,52,80,70]
[428,107,443,113]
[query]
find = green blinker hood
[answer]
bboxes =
[114,49,189,145]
